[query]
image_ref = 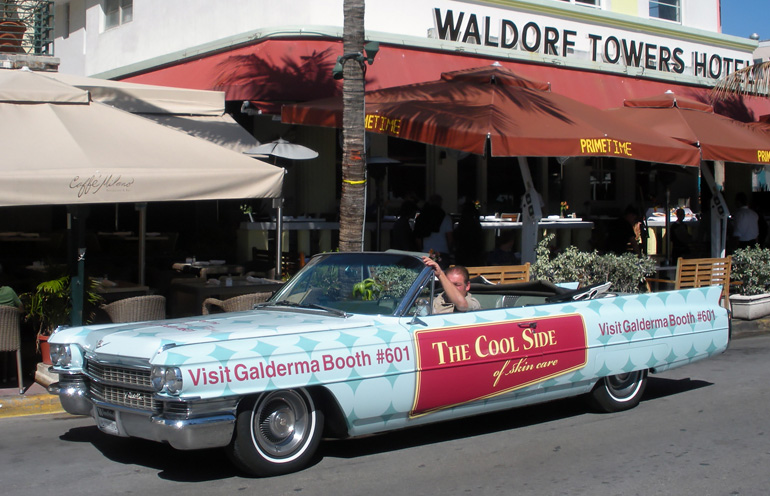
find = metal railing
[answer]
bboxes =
[0,1,54,56]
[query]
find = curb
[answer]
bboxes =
[0,363,64,419]
[731,316,770,336]
[0,393,64,419]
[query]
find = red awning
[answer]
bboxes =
[121,37,770,122]
[283,65,702,166]
[608,91,770,164]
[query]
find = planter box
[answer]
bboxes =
[729,293,770,320]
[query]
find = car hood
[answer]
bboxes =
[52,308,380,360]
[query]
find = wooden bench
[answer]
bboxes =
[646,256,732,309]
[464,263,530,284]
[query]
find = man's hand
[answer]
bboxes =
[422,256,442,276]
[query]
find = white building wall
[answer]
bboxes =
[53,0,733,77]
[681,0,720,32]
[755,40,770,62]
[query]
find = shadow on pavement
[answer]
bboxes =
[321,376,712,461]
[53,375,712,481]
[60,425,238,481]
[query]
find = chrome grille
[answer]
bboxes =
[163,402,192,417]
[90,382,159,413]
[87,360,152,389]
[162,397,240,420]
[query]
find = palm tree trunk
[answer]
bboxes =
[339,0,366,252]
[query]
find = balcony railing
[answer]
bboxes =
[0,1,54,56]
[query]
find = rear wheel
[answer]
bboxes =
[227,388,324,476]
[588,370,648,413]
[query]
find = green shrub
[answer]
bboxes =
[532,235,656,293]
[731,246,770,296]
[371,266,419,298]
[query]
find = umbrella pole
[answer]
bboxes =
[67,206,88,327]
[665,185,671,267]
[518,157,543,265]
[701,162,730,257]
[274,198,283,280]
[137,203,147,286]
[376,202,382,251]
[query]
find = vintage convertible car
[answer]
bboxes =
[48,251,730,476]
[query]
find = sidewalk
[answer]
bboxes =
[2,317,769,419]
[0,363,63,418]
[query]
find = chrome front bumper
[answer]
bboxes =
[48,380,236,450]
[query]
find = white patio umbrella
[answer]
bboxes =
[45,71,259,154]
[0,69,283,206]
[244,138,319,160]
[0,68,284,323]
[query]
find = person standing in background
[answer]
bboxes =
[390,201,419,252]
[606,205,643,255]
[414,194,453,267]
[730,192,759,250]
[670,208,692,260]
[454,200,485,266]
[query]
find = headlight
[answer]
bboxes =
[49,344,72,367]
[151,366,165,392]
[150,366,183,395]
[165,367,183,394]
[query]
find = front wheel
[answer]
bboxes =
[588,370,648,413]
[227,388,324,477]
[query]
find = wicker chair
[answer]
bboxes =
[0,305,24,394]
[101,295,166,323]
[202,292,272,315]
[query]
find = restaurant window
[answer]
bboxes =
[589,159,616,202]
[104,0,133,30]
[649,0,680,23]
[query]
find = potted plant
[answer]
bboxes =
[240,203,255,223]
[729,246,770,320]
[22,276,103,364]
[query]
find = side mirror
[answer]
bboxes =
[415,297,430,316]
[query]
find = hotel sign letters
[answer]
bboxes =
[433,8,752,80]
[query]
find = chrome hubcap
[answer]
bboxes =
[606,371,643,400]
[252,390,310,459]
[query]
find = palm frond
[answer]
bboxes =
[711,61,770,101]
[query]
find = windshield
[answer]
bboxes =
[269,252,427,316]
